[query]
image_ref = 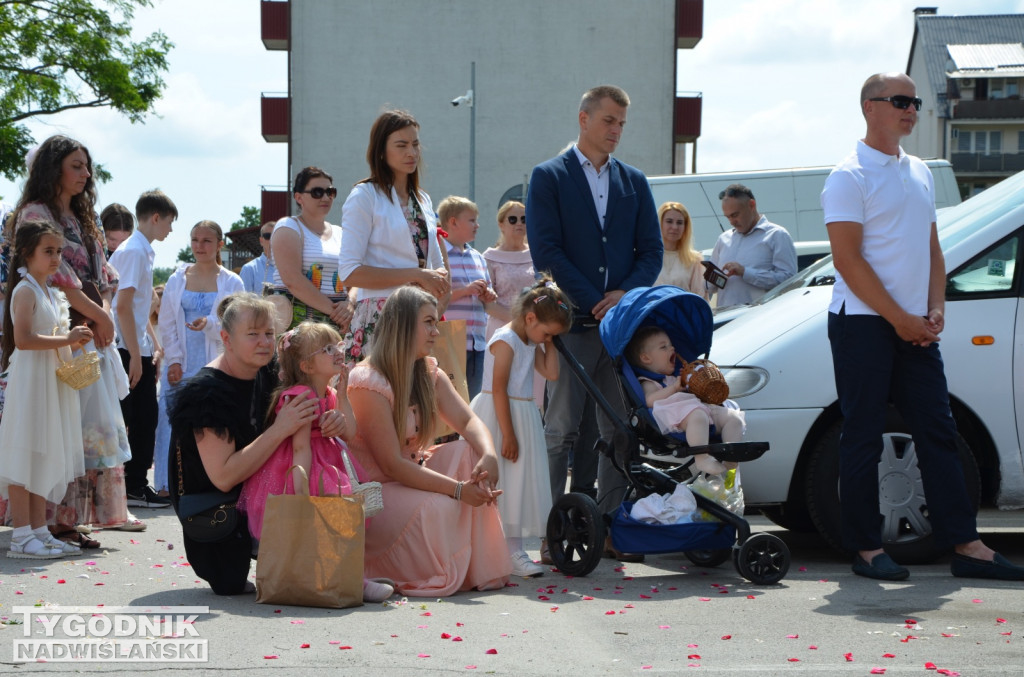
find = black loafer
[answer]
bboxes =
[951,552,1024,581]
[852,553,909,581]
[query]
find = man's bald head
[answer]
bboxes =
[860,72,915,117]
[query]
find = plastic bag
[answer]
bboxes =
[689,468,744,521]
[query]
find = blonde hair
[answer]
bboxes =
[191,219,225,266]
[657,201,701,266]
[368,286,438,449]
[511,273,573,329]
[266,321,343,425]
[216,292,274,336]
[437,195,478,228]
[495,200,526,248]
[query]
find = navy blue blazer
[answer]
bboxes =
[526,148,662,318]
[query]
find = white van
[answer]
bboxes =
[647,160,961,251]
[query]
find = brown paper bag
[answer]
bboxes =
[255,467,365,608]
[432,319,470,437]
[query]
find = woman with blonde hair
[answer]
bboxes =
[347,286,510,596]
[482,200,535,341]
[654,201,708,299]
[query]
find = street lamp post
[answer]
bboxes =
[451,61,476,201]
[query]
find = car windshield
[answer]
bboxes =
[747,170,1024,306]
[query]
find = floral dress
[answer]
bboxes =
[15,203,131,528]
[345,194,429,362]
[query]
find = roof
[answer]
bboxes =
[908,13,1024,97]
[225,224,263,257]
[947,43,1024,78]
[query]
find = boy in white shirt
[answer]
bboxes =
[110,190,176,509]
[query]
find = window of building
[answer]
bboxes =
[957,129,971,152]
[1018,131,1024,153]
[990,78,1005,99]
[990,131,1002,154]
[1008,79,1020,98]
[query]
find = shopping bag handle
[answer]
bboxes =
[317,464,344,498]
[285,465,311,496]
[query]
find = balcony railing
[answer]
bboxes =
[674,92,702,141]
[675,0,703,49]
[261,94,289,142]
[261,187,290,224]
[951,152,1024,174]
[953,99,1024,120]
[261,0,289,50]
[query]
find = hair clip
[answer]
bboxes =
[281,330,294,350]
[533,295,548,304]
[557,301,569,311]
[544,280,559,290]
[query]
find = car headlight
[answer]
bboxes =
[720,366,769,398]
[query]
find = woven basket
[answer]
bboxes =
[341,448,384,517]
[56,349,101,391]
[680,359,729,405]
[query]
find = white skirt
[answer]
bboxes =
[470,392,552,539]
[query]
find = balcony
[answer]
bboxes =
[261,0,289,50]
[674,93,702,142]
[261,94,289,142]
[261,187,290,225]
[675,0,703,49]
[953,99,1024,120]
[950,152,1024,175]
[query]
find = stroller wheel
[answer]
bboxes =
[545,492,605,577]
[734,533,790,585]
[684,548,731,568]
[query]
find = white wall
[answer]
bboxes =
[289,0,676,248]
[904,52,944,159]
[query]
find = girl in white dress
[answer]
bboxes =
[0,220,91,559]
[470,277,573,578]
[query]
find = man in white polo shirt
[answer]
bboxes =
[823,72,1024,582]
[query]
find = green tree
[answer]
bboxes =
[176,246,194,264]
[231,205,261,231]
[0,0,172,180]
[152,266,173,287]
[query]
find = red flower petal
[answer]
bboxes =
[264,655,278,659]
[605,611,616,615]
[417,653,430,658]
[808,645,818,650]
[582,596,594,600]
[996,618,1007,623]
[57,580,66,584]
[485,648,498,655]
[870,669,886,675]
[882,653,896,658]
[787,658,800,662]
[925,663,937,670]
[721,635,732,640]
[441,633,451,639]
[687,654,701,660]
[844,652,854,662]
[786,634,798,639]
[453,636,463,642]
[300,643,310,649]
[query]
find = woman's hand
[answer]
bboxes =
[328,300,353,332]
[167,362,184,386]
[187,317,207,332]
[273,392,320,435]
[471,453,501,491]
[414,267,450,299]
[92,310,115,348]
[459,477,502,507]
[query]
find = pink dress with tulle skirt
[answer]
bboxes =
[347,357,511,596]
[238,385,353,542]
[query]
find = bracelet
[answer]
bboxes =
[453,481,464,502]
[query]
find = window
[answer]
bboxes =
[990,78,1005,99]
[990,131,1002,154]
[957,130,971,152]
[976,132,987,153]
[1019,131,1024,153]
[1008,79,1020,98]
[947,233,1019,298]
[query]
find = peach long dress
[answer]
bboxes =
[347,356,511,596]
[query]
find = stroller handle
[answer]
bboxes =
[552,335,625,428]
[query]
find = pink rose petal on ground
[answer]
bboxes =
[453,636,463,642]
[329,641,341,645]
[550,607,559,612]
[15,591,22,595]
[972,599,983,603]
[699,597,711,602]
[787,658,800,662]
[456,622,465,627]
[721,635,732,640]
[941,633,956,638]
[274,610,282,614]
[537,595,550,601]
[300,643,310,649]
[582,596,594,600]
[746,595,755,599]
[786,634,798,638]
[417,653,430,658]
[641,666,652,670]
[936,670,960,676]
[1000,631,1012,636]
[659,625,670,629]
[640,594,651,599]
[605,611,616,615]
[465,666,476,670]
[290,620,305,624]
[264,655,278,659]
[687,644,698,648]
[882,653,896,658]
[485,648,498,655]
[416,625,428,629]
[421,612,432,616]
[808,645,818,650]
[996,618,1007,623]
[870,669,886,675]
[925,663,937,670]
[844,652,854,662]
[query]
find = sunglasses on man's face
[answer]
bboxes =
[302,186,338,199]
[506,215,526,225]
[260,232,272,240]
[869,95,922,111]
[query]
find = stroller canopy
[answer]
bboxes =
[599,286,713,363]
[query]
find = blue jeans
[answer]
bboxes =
[543,328,628,515]
[465,349,485,400]
[828,310,979,551]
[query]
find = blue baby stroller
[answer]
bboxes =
[544,286,791,585]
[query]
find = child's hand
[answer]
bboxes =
[664,374,681,392]
[68,325,93,349]
[319,409,347,438]
[186,317,207,332]
[501,435,519,462]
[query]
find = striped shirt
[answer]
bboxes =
[445,241,490,350]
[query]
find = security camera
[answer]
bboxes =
[451,91,474,107]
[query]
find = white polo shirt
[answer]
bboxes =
[109,229,155,356]
[821,140,936,317]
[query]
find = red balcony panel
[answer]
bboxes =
[261,189,290,225]
[674,95,702,141]
[261,0,289,50]
[675,0,703,49]
[261,94,289,142]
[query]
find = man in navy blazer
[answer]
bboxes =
[527,85,662,561]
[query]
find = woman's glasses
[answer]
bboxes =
[301,186,339,199]
[506,215,526,225]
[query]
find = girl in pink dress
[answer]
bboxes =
[239,321,394,602]
[347,286,511,597]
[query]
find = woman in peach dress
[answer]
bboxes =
[347,286,510,596]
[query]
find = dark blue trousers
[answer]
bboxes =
[828,310,979,551]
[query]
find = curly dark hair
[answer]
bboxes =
[6,135,99,245]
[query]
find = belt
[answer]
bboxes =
[481,391,534,402]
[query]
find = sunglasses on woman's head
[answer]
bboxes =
[302,186,339,199]
[506,215,526,224]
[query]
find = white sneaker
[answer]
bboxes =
[510,550,544,578]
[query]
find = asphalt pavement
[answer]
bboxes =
[1,507,1021,676]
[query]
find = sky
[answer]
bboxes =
[2,0,1022,269]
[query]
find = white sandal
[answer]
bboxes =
[113,512,147,532]
[43,534,82,555]
[8,535,64,560]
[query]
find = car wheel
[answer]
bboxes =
[805,410,980,565]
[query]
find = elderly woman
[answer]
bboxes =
[268,167,351,333]
[654,201,708,299]
[347,286,510,596]
[338,110,450,361]
[168,293,347,595]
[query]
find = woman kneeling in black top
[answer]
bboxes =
[168,292,344,595]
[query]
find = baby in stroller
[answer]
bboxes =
[624,326,745,475]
